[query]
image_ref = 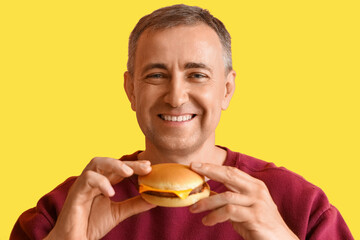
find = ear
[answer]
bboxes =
[124,71,136,111]
[221,70,236,110]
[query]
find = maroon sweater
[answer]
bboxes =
[11,148,353,239]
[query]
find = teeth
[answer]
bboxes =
[161,115,194,122]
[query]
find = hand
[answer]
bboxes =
[45,157,156,240]
[189,162,299,240]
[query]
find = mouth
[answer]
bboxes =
[158,114,196,122]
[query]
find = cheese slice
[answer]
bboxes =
[139,184,193,200]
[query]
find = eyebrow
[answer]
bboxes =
[184,62,212,73]
[141,63,167,75]
[141,62,212,75]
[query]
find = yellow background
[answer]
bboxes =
[1,0,359,238]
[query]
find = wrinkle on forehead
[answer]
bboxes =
[134,24,225,76]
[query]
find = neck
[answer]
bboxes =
[138,138,227,166]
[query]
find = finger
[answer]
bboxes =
[111,195,156,223]
[85,157,134,177]
[122,160,152,175]
[84,158,152,184]
[71,170,115,204]
[202,204,251,226]
[191,162,256,193]
[190,191,252,213]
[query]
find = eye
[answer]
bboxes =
[188,72,209,81]
[146,73,165,79]
[143,72,168,85]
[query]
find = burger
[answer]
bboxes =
[138,163,210,207]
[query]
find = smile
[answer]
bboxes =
[158,114,196,122]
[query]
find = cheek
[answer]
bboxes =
[135,83,154,106]
[198,84,225,109]
[134,84,163,117]
[134,85,150,118]
[194,85,225,128]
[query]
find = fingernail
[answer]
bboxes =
[108,187,115,197]
[124,165,133,175]
[202,216,210,226]
[190,203,198,212]
[141,160,151,165]
[191,162,202,168]
[140,162,151,170]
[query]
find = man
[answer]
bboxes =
[11,4,353,240]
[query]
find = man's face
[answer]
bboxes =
[125,24,235,154]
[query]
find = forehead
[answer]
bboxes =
[134,24,224,71]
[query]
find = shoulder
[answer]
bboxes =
[11,177,77,239]
[225,147,328,203]
[223,147,321,193]
[223,147,334,234]
[36,176,77,225]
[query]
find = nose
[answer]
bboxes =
[163,74,189,108]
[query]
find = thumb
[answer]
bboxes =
[111,195,156,223]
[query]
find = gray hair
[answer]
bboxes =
[127,4,232,75]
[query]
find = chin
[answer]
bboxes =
[152,134,203,154]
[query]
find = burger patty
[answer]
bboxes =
[144,183,207,198]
